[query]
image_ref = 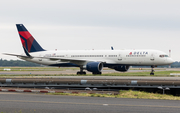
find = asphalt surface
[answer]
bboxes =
[0,92,180,113]
[1,76,180,80]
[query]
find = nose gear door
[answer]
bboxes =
[150,54,154,61]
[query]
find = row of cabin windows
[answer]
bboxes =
[52,55,65,57]
[51,55,118,58]
[126,55,146,57]
[109,55,117,57]
[71,55,118,57]
[71,55,103,57]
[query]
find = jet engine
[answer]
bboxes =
[112,65,130,72]
[86,62,103,74]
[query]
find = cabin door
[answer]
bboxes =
[118,54,122,61]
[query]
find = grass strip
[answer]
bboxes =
[48,90,180,100]
[0,71,180,77]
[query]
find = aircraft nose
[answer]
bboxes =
[167,58,174,64]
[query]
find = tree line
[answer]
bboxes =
[0,59,41,67]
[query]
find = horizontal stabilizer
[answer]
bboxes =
[3,53,32,58]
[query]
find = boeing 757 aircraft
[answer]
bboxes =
[4,24,174,75]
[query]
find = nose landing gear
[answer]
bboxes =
[150,66,155,75]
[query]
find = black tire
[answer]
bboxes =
[77,71,86,75]
[150,73,154,75]
[92,72,102,75]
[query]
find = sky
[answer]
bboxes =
[0,0,180,61]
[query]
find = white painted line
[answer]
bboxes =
[31,90,40,93]
[16,90,24,92]
[103,104,109,106]
[1,89,8,92]
[170,73,180,75]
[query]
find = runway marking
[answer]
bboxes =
[103,104,109,106]
[0,100,180,109]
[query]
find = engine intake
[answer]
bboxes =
[86,62,103,73]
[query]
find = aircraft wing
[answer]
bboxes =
[42,56,105,66]
[3,53,105,65]
[46,57,89,64]
[4,53,88,62]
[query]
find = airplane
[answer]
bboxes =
[4,24,174,75]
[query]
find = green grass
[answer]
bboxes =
[0,70,180,77]
[48,90,180,100]
[0,67,180,77]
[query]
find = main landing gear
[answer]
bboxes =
[150,66,155,75]
[92,72,102,75]
[77,67,86,75]
[76,66,102,75]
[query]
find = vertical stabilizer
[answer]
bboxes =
[16,24,45,54]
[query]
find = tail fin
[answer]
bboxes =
[16,24,45,54]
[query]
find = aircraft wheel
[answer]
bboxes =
[92,72,96,75]
[77,71,86,75]
[92,72,102,75]
[77,72,80,75]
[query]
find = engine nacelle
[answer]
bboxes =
[113,65,130,72]
[86,62,103,73]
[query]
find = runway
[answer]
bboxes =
[0,92,180,113]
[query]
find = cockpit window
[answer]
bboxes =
[159,55,169,58]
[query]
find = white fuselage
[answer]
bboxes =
[19,49,174,67]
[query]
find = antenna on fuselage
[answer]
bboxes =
[111,46,114,50]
